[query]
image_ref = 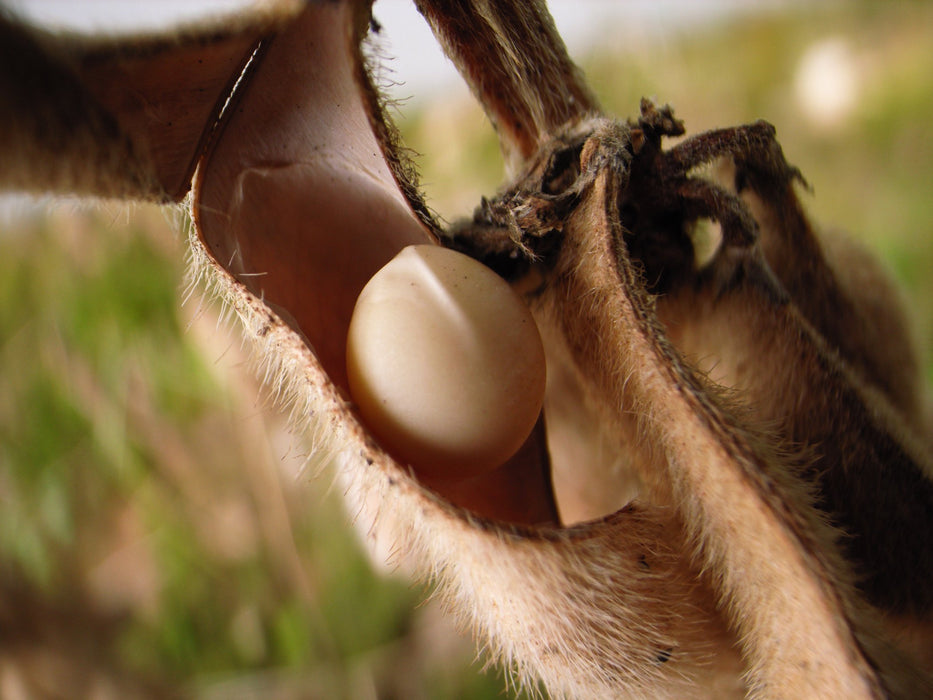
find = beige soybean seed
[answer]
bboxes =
[346,244,546,480]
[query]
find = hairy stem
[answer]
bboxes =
[415,0,599,167]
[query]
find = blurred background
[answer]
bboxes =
[1,1,931,698]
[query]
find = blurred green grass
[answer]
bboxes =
[1,3,931,698]
[0,210,501,697]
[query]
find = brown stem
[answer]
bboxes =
[414,0,599,166]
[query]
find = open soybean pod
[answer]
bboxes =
[3,1,933,697]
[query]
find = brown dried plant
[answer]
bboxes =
[2,1,932,697]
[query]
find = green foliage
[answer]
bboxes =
[0,213,489,696]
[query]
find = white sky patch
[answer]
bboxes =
[2,0,256,33]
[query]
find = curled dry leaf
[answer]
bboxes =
[2,0,933,697]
